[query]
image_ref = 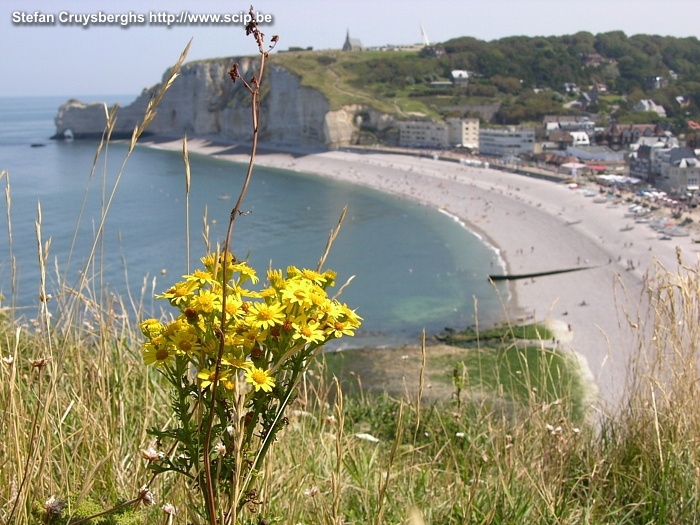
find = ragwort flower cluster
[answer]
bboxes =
[140,252,361,395]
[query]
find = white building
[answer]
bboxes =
[666,158,700,193]
[398,120,448,148]
[451,70,469,85]
[478,127,536,157]
[446,118,479,149]
[653,147,700,192]
[569,131,590,147]
[633,99,667,118]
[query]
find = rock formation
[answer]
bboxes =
[53,57,389,148]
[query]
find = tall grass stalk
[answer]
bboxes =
[1,170,16,313]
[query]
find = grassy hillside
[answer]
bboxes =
[273,31,700,129]
[274,49,444,117]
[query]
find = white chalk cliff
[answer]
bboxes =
[54,58,385,148]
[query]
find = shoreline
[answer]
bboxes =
[141,136,700,410]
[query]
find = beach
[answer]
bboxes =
[143,137,700,410]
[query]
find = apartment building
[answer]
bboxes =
[478,127,536,157]
[446,117,479,149]
[397,119,448,148]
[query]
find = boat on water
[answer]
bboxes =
[217,194,231,200]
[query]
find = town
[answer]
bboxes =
[316,29,700,200]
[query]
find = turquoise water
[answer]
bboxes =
[0,96,507,348]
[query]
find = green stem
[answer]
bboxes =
[236,348,321,511]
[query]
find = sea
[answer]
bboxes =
[0,95,507,348]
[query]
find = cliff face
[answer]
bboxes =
[53,58,378,148]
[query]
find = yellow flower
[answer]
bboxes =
[222,356,253,370]
[197,367,230,390]
[200,251,235,278]
[299,268,325,285]
[224,296,243,317]
[321,269,337,288]
[246,302,286,330]
[201,337,220,355]
[339,303,363,327]
[286,265,301,278]
[219,251,236,267]
[239,327,264,350]
[267,269,284,288]
[142,342,175,367]
[184,269,216,287]
[192,289,221,315]
[309,289,328,308]
[232,262,259,284]
[258,286,277,299]
[167,329,199,354]
[200,253,218,270]
[240,288,264,299]
[158,280,198,306]
[329,320,356,338]
[281,280,313,309]
[292,320,326,344]
[245,366,276,393]
[316,298,342,321]
[162,318,188,337]
[140,318,164,338]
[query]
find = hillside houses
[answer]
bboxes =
[634,99,667,118]
[544,116,595,134]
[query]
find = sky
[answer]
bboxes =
[2,0,699,98]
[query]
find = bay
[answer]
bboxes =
[0,96,507,348]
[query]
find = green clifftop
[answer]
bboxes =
[274,31,700,129]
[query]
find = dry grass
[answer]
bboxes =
[3,236,700,523]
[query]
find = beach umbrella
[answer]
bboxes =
[561,162,587,170]
[561,161,587,180]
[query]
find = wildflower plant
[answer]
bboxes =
[140,257,360,519]
[136,8,361,524]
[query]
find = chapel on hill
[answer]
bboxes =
[343,30,364,52]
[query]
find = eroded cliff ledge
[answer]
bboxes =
[53,58,391,149]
